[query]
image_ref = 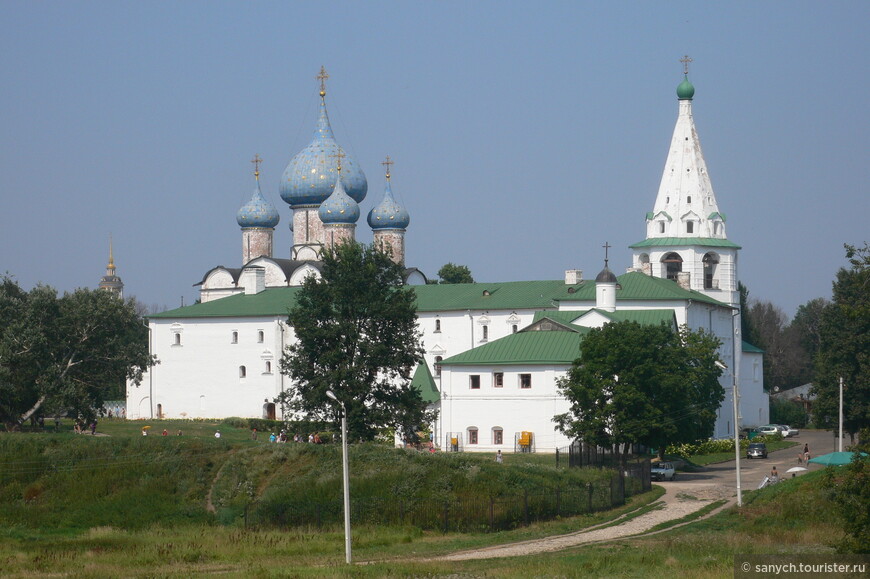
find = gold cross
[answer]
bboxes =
[316,66,329,98]
[329,149,346,173]
[382,155,394,180]
[680,55,693,75]
[251,154,262,180]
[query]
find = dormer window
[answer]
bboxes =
[686,221,694,234]
[659,221,666,234]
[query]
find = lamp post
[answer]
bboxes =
[326,390,351,564]
[716,356,742,507]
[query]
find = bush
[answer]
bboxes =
[770,398,809,428]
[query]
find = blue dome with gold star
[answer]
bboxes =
[237,181,280,228]
[318,176,360,224]
[368,179,410,230]
[279,98,367,208]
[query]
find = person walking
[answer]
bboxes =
[803,444,810,462]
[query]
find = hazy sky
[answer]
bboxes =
[1,1,867,316]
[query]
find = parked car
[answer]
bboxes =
[757,425,781,437]
[651,462,676,481]
[747,442,768,459]
[776,424,799,437]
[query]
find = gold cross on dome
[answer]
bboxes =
[329,149,346,173]
[251,154,262,179]
[316,66,329,98]
[680,55,693,75]
[382,155,394,180]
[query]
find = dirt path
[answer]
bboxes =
[428,483,735,561]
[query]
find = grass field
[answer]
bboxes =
[0,420,852,577]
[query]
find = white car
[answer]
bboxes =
[777,424,799,437]
[758,425,781,437]
[651,462,676,481]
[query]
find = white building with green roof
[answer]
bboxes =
[126,66,768,451]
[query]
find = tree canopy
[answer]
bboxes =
[812,243,870,439]
[278,242,433,442]
[436,263,474,284]
[0,277,154,430]
[554,321,724,458]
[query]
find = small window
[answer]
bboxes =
[434,319,441,333]
[434,356,442,377]
[482,325,488,341]
[470,375,481,389]
[687,196,692,203]
[264,361,272,374]
[467,428,479,445]
[493,372,504,388]
[231,331,238,344]
[659,221,665,234]
[492,428,503,445]
[239,366,247,379]
[519,374,532,389]
[257,330,264,343]
[174,333,182,346]
[686,221,694,234]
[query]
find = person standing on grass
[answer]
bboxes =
[496,450,503,464]
[251,428,258,441]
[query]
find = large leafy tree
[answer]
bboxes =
[554,321,724,460]
[0,277,153,430]
[812,243,870,440]
[747,299,811,391]
[278,242,432,442]
[436,263,474,284]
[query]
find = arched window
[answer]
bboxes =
[492,427,503,445]
[258,330,264,343]
[662,252,683,281]
[239,366,247,379]
[174,333,182,346]
[434,356,442,377]
[703,252,719,289]
[265,361,272,374]
[434,318,441,332]
[659,221,666,234]
[512,324,518,334]
[467,427,479,445]
[231,331,238,344]
[482,325,488,342]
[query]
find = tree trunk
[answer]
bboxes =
[18,394,46,425]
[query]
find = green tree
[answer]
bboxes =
[554,321,724,460]
[0,277,154,429]
[437,263,474,284]
[812,243,870,440]
[738,281,761,347]
[769,397,809,429]
[823,433,870,553]
[278,242,433,442]
[748,299,810,392]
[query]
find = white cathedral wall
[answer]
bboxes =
[439,364,572,453]
[126,316,290,420]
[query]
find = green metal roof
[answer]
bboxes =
[149,287,303,319]
[412,279,583,312]
[411,362,440,403]
[559,272,728,307]
[440,329,587,366]
[531,308,677,327]
[629,237,741,249]
[742,341,764,353]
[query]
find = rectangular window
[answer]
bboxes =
[468,429,478,445]
[519,374,532,389]
[493,372,504,388]
[231,331,238,344]
[493,429,503,445]
[470,375,481,389]
[257,330,264,343]
[687,221,694,233]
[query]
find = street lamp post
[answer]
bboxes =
[326,390,351,564]
[716,355,742,508]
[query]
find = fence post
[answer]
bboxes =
[555,447,560,468]
[523,490,529,527]
[443,501,449,533]
[587,482,594,512]
[555,487,561,516]
[489,495,494,530]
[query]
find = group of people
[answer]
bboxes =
[74,420,98,435]
[797,444,811,464]
[267,431,325,444]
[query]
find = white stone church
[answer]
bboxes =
[126,67,768,451]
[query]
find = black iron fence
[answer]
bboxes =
[556,441,652,496]
[243,473,629,532]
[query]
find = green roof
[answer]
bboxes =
[440,329,587,366]
[531,309,676,327]
[742,341,764,353]
[560,271,728,307]
[412,279,583,312]
[150,287,303,318]
[629,237,741,249]
[411,362,440,403]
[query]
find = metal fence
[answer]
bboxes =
[556,441,652,496]
[243,474,628,532]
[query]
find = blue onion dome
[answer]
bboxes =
[318,175,360,224]
[368,178,410,230]
[677,74,695,100]
[237,179,280,228]
[279,99,367,207]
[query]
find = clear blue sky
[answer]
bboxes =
[1,1,867,316]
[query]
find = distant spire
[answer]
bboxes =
[251,154,262,181]
[99,235,124,298]
[680,54,693,75]
[382,155,394,180]
[107,234,116,273]
[316,65,329,100]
